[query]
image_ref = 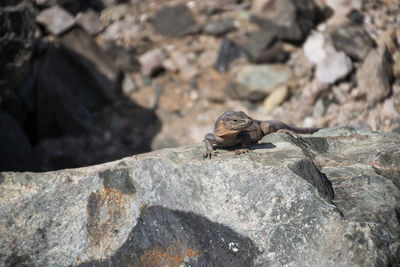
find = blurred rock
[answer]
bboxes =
[162,58,178,72]
[214,38,246,72]
[304,32,353,84]
[0,110,35,172]
[313,98,326,117]
[382,98,399,119]
[251,0,323,42]
[393,52,400,80]
[121,74,137,95]
[169,51,199,81]
[303,32,333,65]
[316,51,353,84]
[61,28,120,101]
[36,6,75,36]
[227,64,292,101]
[198,50,218,69]
[243,31,289,63]
[151,4,199,37]
[357,46,393,103]
[331,23,376,61]
[139,48,166,76]
[325,0,361,17]
[0,0,35,96]
[100,4,130,25]
[75,9,104,35]
[101,16,141,41]
[102,42,140,72]
[203,19,235,36]
[263,85,289,112]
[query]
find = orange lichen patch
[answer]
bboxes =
[140,244,199,267]
[86,188,125,248]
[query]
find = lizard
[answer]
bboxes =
[203,111,321,159]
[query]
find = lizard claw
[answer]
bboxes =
[203,150,218,159]
[234,148,250,155]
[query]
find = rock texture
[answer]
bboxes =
[1,127,399,266]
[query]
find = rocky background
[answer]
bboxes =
[1,0,400,172]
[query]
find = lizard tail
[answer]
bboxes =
[261,120,320,134]
[285,125,321,134]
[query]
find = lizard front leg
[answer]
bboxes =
[234,132,252,155]
[203,133,218,159]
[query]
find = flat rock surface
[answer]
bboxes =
[1,127,399,266]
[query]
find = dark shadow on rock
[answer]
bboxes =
[79,205,260,267]
[251,142,277,150]
[0,29,161,172]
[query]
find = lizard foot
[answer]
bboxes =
[203,150,218,159]
[234,148,250,155]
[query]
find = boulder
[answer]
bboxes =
[1,127,399,266]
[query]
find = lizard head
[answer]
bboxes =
[214,111,253,137]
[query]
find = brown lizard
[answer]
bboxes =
[203,111,321,159]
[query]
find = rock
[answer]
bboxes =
[203,19,235,36]
[243,31,289,63]
[357,46,393,103]
[393,52,400,80]
[198,50,218,69]
[75,9,104,35]
[330,23,376,61]
[139,48,166,76]
[263,85,289,111]
[101,16,141,41]
[325,0,362,17]
[214,38,246,73]
[303,32,330,65]
[0,110,35,172]
[169,51,199,81]
[228,64,292,101]
[102,42,140,72]
[0,0,35,96]
[251,0,323,42]
[304,33,353,84]
[313,98,326,117]
[1,127,400,266]
[316,51,353,84]
[36,5,75,36]
[151,4,199,37]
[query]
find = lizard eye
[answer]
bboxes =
[233,119,237,122]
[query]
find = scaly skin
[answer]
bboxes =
[203,111,320,159]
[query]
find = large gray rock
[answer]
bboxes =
[0,0,35,96]
[1,127,399,266]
